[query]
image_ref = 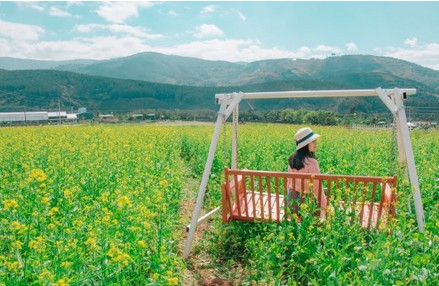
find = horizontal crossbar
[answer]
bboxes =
[216,88,416,102]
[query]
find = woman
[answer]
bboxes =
[287,127,329,220]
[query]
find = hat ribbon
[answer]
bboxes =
[296,131,314,146]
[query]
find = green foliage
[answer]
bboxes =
[200,124,439,284]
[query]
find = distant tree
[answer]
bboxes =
[264,110,281,122]
[305,110,339,125]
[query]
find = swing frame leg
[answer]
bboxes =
[183,93,243,258]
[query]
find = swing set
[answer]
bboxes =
[183,88,425,258]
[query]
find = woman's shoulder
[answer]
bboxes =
[304,157,320,173]
[305,157,318,164]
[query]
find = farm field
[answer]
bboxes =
[0,123,438,285]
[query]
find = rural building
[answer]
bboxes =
[0,112,48,123]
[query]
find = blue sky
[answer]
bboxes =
[0,1,438,70]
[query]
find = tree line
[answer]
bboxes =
[120,108,393,126]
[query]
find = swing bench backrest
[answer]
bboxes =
[222,167,397,229]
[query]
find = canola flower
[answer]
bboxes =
[3,199,18,210]
[0,124,190,284]
[28,169,47,183]
[0,123,437,284]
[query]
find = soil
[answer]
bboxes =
[178,169,231,286]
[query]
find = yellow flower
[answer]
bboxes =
[4,199,18,210]
[53,278,70,286]
[102,215,111,225]
[114,253,131,267]
[7,261,22,271]
[29,236,46,252]
[291,213,298,221]
[41,197,50,204]
[137,240,147,248]
[29,169,47,183]
[11,221,27,233]
[117,196,131,208]
[160,180,168,187]
[11,240,23,249]
[300,203,308,212]
[128,226,141,232]
[167,277,179,285]
[60,261,72,268]
[101,192,109,202]
[48,207,59,216]
[73,219,84,228]
[107,244,120,258]
[63,190,72,198]
[143,221,151,229]
[38,269,54,281]
[85,237,99,250]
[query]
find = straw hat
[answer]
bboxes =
[294,127,320,151]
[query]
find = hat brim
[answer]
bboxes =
[296,134,320,151]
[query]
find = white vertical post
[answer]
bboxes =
[391,93,409,178]
[393,88,425,232]
[392,93,411,212]
[183,100,228,258]
[232,104,239,169]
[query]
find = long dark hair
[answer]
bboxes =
[288,145,315,170]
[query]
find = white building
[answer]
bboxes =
[0,112,48,122]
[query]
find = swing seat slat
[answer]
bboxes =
[227,191,286,222]
[222,167,397,229]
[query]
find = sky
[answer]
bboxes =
[0,1,439,70]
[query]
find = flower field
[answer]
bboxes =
[1,123,438,285]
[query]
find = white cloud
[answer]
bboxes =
[157,39,339,63]
[238,11,247,21]
[404,37,417,47]
[0,19,44,42]
[95,2,154,23]
[49,6,72,17]
[75,24,163,40]
[168,9,177,16]
[1,36,152,60]
[306,45,342,58]
[384,42,439,70]
[26,3,45,12]
[0,38,12,55]
[201,5,218,15]
[193,24,224,38]
[346,42,358,52]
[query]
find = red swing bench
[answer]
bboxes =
[222,167,397,229]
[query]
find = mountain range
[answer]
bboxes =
[0,52,438,117]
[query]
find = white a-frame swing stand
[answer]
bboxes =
[183,87,425,258]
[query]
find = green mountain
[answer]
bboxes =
[0,53,438,119]
[0,69,223,112]
[0,68,437,118]
[0,57,97,70]
[2,53,439,90]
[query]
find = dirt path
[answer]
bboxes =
[177,168,231,286]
